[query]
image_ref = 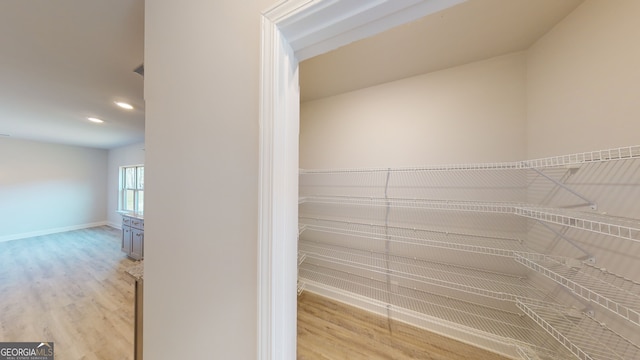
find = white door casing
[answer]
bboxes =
[258,1,467,359]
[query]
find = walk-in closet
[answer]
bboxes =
[296,1,640,359]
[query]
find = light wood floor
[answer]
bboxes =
[297,292,511,360]
[0,226,136,360]
[2,227,510,359]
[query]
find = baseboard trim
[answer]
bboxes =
[107,221,121,230]
[0,221,109,243]
[302,281,519,360]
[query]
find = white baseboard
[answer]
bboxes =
[0,221,109,243]
[107,221,121,230]
[302,281,519,360]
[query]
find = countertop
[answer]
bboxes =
[118,211,144,220]
[126,261,144,281]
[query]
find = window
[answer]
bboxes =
[120,165,144,213]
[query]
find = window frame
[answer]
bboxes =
[119,164,144,213]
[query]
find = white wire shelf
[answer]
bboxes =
[300,195,519,214]
[298,146,640,358]
[300,196,640,244]
[514,255,640,328]
[516,300,640,360]
[300,161,526,174]
[515,207,640,244]
[299,263,572,358]
[300,240,548,303]
[299,217,565,262]
[523,146,640,169]
[299,145,640,174]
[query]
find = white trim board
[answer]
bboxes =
[257,1,467,359]
[0,221,109,243]
[276,0,466,61]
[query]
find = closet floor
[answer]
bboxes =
[297,292,510,360]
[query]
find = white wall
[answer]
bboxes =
[0,137,108,241]
[526,0,640,158]
[107,142,145,227]
[300,52,527,169]
[143,0,274,358]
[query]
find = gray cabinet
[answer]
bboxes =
[122,215,144,260]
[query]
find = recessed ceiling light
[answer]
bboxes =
[87,117,104,123]
[115,101,134,110]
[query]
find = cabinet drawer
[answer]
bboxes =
[130,218,144,230]
[123,216,131,226]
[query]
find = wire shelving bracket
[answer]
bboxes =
[516,300,640,360]
[535,220,595,263]
[530,167,597,210]
[514,254,640,328]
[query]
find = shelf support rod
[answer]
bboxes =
[536,220,596,263]
[383,168,394,334]
[531,168,597,210]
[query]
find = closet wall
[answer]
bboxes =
[299,1,640,359]
[526,0,640,158]
[300,52,527,169]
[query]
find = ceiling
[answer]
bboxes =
[0,0,144,149]
[300,0,584,102]
[0,0,583,148]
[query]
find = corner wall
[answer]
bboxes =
[300,52,527,169]
[0,138,108,241]
[526,0,640,158]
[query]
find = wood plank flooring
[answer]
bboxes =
[297,292,511,360]
[0,226,136,360]
[2,227,510,359]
